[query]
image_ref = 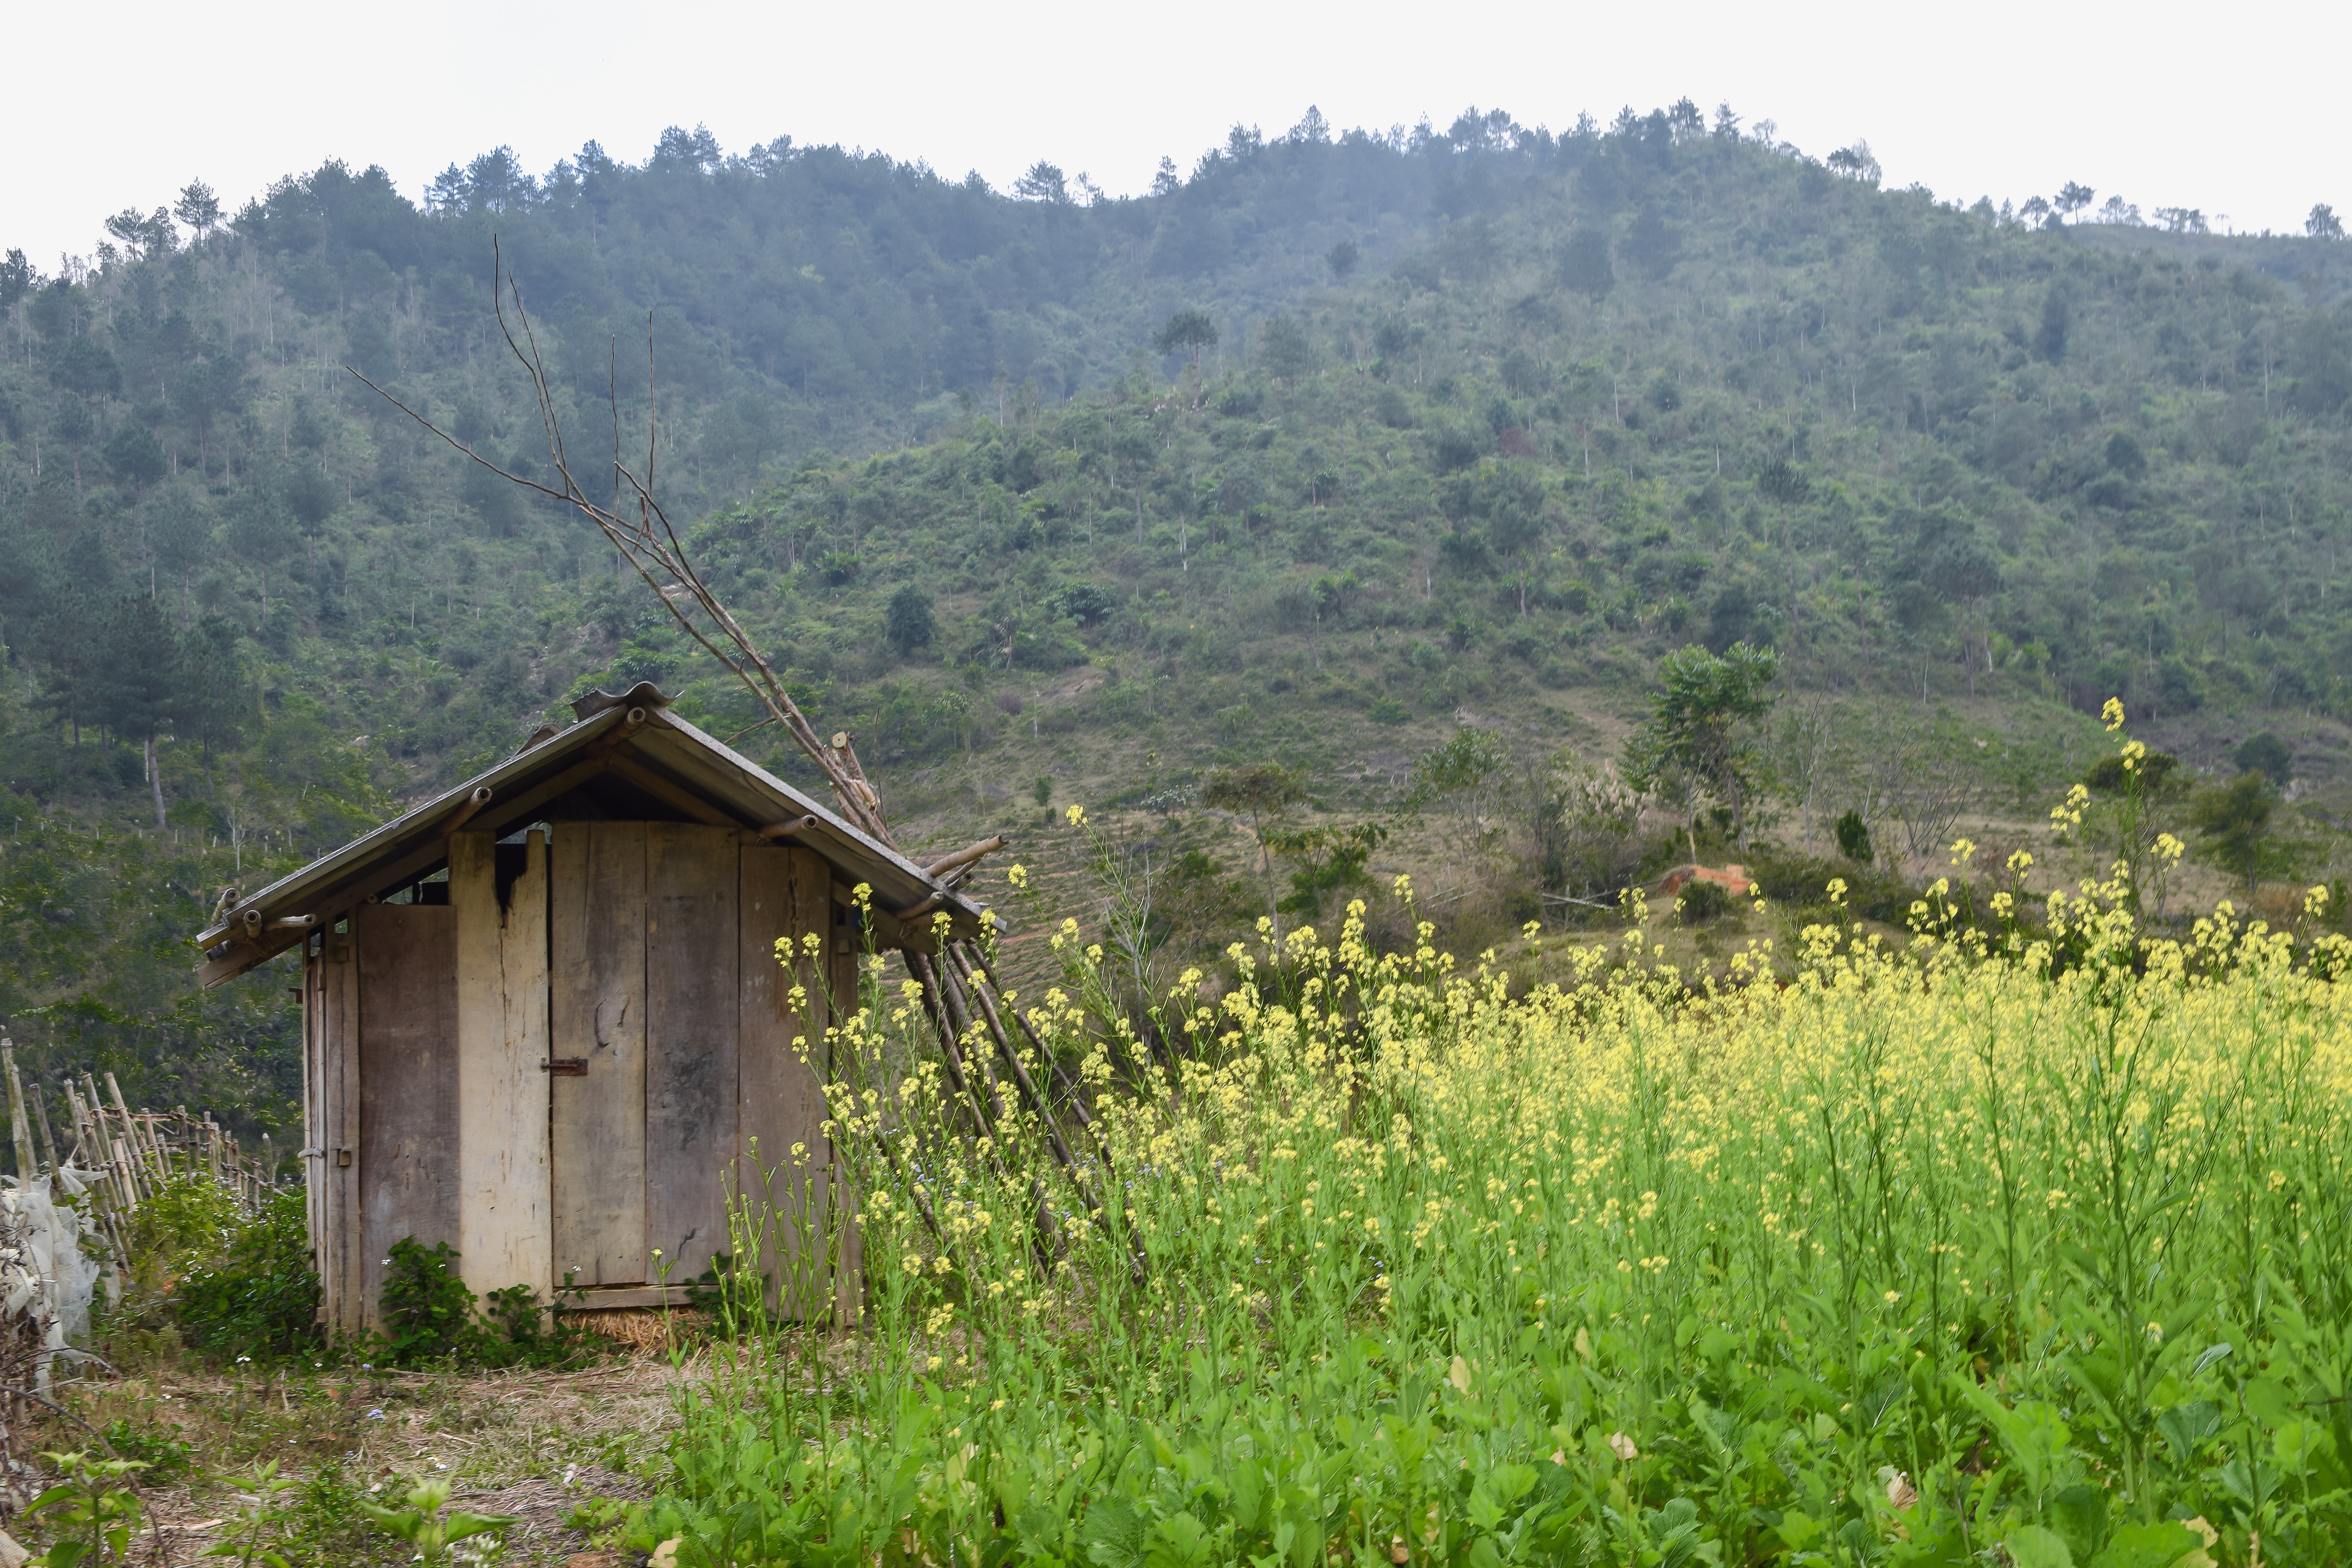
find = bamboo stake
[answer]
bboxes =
[103,1076,154,1181]
[28,1085,58,1179]
[1,1042,35,1184]
[81,1078,129,1205]
[80,1078,127,1205]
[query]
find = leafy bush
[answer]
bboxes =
[2085,748,2180,795]
[98,1418,191,1481]
[1675,877,1731,923]
[378,1239,478,1365]
[375,1236,590,1369]
[1833,807,1873,863]
[169,1187,319,1359]
[1749,846,1915,922]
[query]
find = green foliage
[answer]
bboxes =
[1675,876,1732,922]
[1267,821,1387,919]
[1403,728,1509,812]
[1623,642,1779,844]
[354,1479,515,1565]
[2087,749,2180,795]
[2234,730,2292,786]
[24,1451,147,1565]
[1833,807,1874,864]
[168,1187,320,1358]
[373,1235,588,1369]
[883,583,936,654]
[113,1171,247,1317]
[199,1461,298,1568]
[1750,845,1916,922]
[95,1420,189,1482]
[1151,309,1220,362]
[274,1464,385,1565]
[377,1239,478,1365]
[2189,771,2278,894]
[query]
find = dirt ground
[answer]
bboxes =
[7,1350,694,1566]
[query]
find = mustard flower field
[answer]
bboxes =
[631,879,2352,1568]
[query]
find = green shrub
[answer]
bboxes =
[170,1187,320,1359]
[1833,807,1873,863]
[2085,748,2179,794]
[1676,878,1732,923]
[121,1172,246,1304]
[1749,846,1915,923]
[376,1236,592,1369]
[378,1239,478,1365]
[98,1418,191,1481]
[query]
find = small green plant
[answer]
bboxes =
[355,1478,515,1565]
[276,1463,380,1563]
[200,1460,298,1568]
[96,1419,189,1482]
[563,1495,630,1548]
[1031,773,1053,806]
[24,1451,147,1565]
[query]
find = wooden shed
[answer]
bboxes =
[194,684,985,1336]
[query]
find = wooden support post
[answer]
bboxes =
[452,829,555,1307]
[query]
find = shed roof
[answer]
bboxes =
[193,683,987,985]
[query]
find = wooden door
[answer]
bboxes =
[644,824,742,1282]
[550,822,744,1293]
[548,823,842,1307]
[549,823,648,1287]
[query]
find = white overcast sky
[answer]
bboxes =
[5,0,2342,265]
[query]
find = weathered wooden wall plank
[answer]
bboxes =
[354,902,458,1331]
[550,822,648,1287]
[645,824,739,1284]
[452,831,553,1302]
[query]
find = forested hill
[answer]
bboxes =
[5,101,2352,1130]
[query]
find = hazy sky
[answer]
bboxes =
[5,0,2341,264]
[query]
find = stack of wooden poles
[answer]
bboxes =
[0,1038,274,1261]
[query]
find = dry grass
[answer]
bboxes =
[17,1351,699,1566]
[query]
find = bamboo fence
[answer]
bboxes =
[0,1037,276,1263]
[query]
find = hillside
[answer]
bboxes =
[5,101,2352,1130]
